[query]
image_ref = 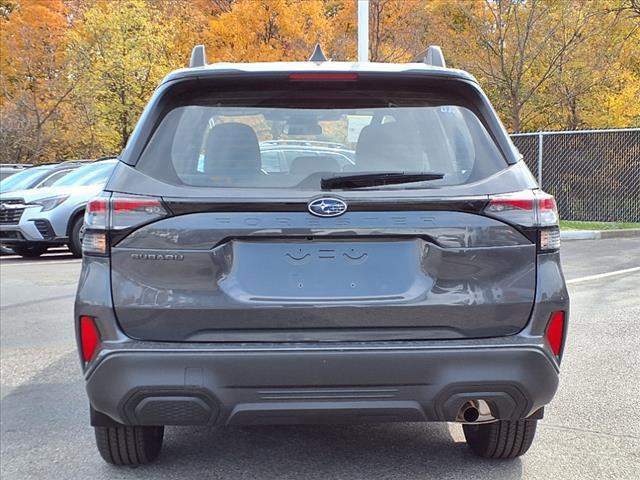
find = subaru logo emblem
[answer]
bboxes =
[308,197,347,217]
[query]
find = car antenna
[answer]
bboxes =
[189,44,207,68]
[423,45,446,68]
[308,43,328,63]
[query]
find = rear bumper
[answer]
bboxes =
[86,343,559,427]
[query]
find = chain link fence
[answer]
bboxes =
[510,128,640,222]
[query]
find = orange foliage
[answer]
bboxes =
[0,0,638,163]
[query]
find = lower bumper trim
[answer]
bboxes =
[86,346,559,427]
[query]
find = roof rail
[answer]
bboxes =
[424,45,446,68]
[58,159,93,164]
[308,43,328,62]
[190,45,207,68]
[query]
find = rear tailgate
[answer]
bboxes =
[107,71,538,342]
[110,203,536,342]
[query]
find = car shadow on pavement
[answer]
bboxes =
[1,352,523,480]
[158,422,523,480]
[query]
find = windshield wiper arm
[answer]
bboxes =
[321,172,444,190]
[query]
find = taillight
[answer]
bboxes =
[82,231,108,255]
[484,190,560,251]
[539,228,560,251]
[82,193,167,256]
[85,194,109,229]
[536,193,559,226]
[545,311,566,358]
[79,315,100,362]
[111,197,167,229]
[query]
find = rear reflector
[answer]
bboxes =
[289,72,358,81]
[545,311,565,357]
[80,316,100,362]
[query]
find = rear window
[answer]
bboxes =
[136,81,507,190]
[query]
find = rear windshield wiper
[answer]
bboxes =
[321,172,445,190]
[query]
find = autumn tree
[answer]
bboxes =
[577,1,640,128]
[0,0,17,19]
[0,0,638,163]
[67,0,176,152]
[426,0,627,131]
[0,0,78,163]
[323,0,427,62]
[205,0,334,62]
[155,0,228,68]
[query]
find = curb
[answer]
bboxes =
[560,228,640,241]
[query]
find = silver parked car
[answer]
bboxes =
[0,162,88,193]
[259,140,356,174]
[0,159,117,258]
[0,164,29,181]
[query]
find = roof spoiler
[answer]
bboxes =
[423,45,446,68]
[189,45,207,68]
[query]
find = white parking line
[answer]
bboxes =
[0,259,81,267]
[567,266,640,284]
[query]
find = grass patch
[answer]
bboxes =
[560,221,640,230]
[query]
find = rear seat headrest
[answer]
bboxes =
[203,122,261,174]
[355,122,423,171]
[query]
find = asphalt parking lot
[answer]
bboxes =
[1,238,639,480]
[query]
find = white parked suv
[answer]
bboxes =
[0,159,117,257]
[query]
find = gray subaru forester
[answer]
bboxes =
[75,45,569,465]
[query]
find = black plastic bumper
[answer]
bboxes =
[85,344,559,427]
[0,229,67,247]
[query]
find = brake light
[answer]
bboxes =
[80,316,100,362]
[111,196,166,229]
[85,194,109,229]
[536,192,559,226]
[83,193,167,255]
[289,72,358,81]
[545,311,565,358]
[489,198,534,210]
[484,190,560,251]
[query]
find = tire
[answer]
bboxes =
[463,419,537,459]
[94,425,164,466]
[68,214,84,258]
[11,245,48,258]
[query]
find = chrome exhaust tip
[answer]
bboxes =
[462,405,480,422]
[456,400,495,423]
